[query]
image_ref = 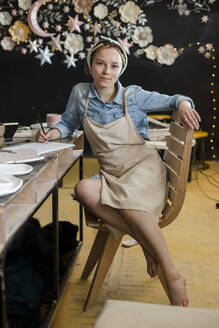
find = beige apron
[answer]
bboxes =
[83,89,166,222]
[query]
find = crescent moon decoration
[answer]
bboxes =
[27,0,55,37]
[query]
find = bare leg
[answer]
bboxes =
[75,178,156,277]
[75,178,188,306]
[122,239,158,278]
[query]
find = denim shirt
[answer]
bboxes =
[54,81,194,139]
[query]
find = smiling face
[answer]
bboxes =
[90,47,123,90]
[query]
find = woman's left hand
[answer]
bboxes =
[177,100,201,130]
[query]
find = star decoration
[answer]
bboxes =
[79,52,86,60]
[90,22,101,36]
[11,9,17,16]
[66,15,84,33]
[47,35,62,52]
[121,26,127,34]
[118,37,133,55]
[114,21,121,28]
[201,15,209,23]
[86,36,92,42]
[43,21,49,29]
[21,48,27,54]
[206,43,213,51]
[63,6,70,13]
[198,46,205,54]
[27,40,39,53]
[84,23,90,31]
[63,54,78,68]
[55,25,62,32]
[35,46,54,66]
[184,9,191,16]
[204,52,211,59]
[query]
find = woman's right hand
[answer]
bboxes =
[35,128,61,143]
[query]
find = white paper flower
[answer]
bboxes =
[0,12,12,26]
[144,45,158,61]
[119,1,141,24]
[132,26,153,48]
[1,36,15,51]
[157,44,179,66]
[94,4,108,20]
[64,33,84,54]
[18,0,32,11]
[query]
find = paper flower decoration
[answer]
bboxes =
[18,0,32,11]
[0,12,12,26]
[73,0,94,14]
[1,36,15,51]
[9,21,30,43]
[0,0,216,67]
[132,26,153,48]
[119,1,141,24]
[157,44,179,65]
[64,33,84,54]
[94,4,108,20]
[144,45,158,61]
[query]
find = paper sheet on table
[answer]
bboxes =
[3,142,75,155]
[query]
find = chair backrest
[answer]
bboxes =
[159,111,194,229]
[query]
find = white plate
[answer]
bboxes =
[0,164,33,175]
[6,156,45,164]
[0,175,23,197]
[30,122,48,130]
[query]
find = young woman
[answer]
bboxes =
[36,36,200,306]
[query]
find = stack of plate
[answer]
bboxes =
[0,123,5,148]
[0,163,33,197]
[0,175,23,197]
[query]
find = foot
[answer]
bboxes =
[165,273,189,307]
[145,252,158,278]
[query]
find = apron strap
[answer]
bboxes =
[85,96,89,116]
[123,88,128,116]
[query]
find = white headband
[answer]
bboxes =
[86,36,128,76]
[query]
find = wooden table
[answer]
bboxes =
[148,114,171,121]
[0,133,84,327]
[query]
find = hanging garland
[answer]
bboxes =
[0,0,216,67]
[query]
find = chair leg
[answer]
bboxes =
[81,229,109,280]
[83,231,122,311]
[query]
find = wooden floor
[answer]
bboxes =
[35,158,219,328]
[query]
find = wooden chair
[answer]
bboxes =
[77,111,194,311]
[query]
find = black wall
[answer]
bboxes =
[0,2,218,159]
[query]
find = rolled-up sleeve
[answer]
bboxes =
[54,86,82,138]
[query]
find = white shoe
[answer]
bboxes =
[121,238,138,248]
